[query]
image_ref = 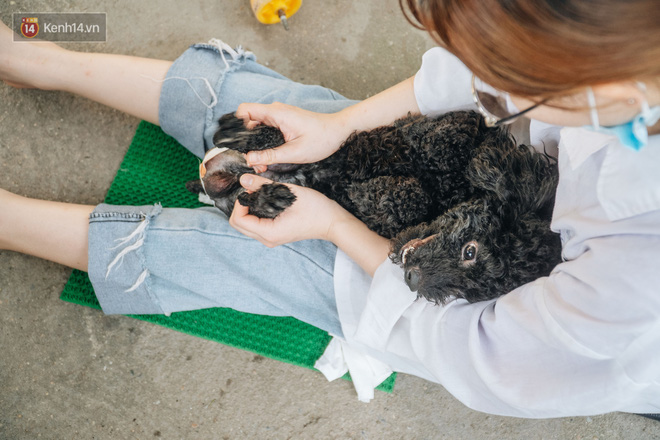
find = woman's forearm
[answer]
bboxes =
[239,76,420,169]
[335,76,420,135]
[327,209,391,277]
[323,77,419,274]
[324,78,418,274]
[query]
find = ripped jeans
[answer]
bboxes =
[87,40,359,337]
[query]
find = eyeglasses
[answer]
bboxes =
[471,74,546,127]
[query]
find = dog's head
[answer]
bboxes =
[187,112,294,216]
[390,130,561,304]
[185,147,252,216]
[390,197,562,304]
[185,146,307,217]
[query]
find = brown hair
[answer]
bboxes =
[400,0,660,98]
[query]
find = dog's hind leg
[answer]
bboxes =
[237,183,297,219]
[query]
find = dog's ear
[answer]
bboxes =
[185,179,205,195]
[492,211,563,283]
[186,171,241,198]
[467,131,558,216]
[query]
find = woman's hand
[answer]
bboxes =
[229,174,352,247]
[229,174,392,275]
[235,76,420,173]
[235,102,352,172]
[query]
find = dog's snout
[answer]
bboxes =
[405,267,422,291]
[400,233,439,265]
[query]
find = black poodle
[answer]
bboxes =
[186,110,562,304]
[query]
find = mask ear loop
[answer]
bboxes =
[635,81,660,129]
[586,86,600,130]
[636,82,653,120]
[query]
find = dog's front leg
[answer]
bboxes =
[213,113,285,154]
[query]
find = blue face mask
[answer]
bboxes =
[584,85,660,151]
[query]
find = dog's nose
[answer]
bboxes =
[404,267,422,291]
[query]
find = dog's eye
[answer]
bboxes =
[461,241,478,262]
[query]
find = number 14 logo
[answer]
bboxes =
[21,17,39,38]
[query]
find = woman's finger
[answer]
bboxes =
[251,164,268,174]
[247,136,311,167]
[239,173,273,190]
[245,120,261,130]
[235,102,264,122]
[236,102,290,127]
[229,201,261,236]
[229,200,281,248]
[246,147,280,167]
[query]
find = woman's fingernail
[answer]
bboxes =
[241,174,254,186]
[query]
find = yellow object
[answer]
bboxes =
[250,0,302,29]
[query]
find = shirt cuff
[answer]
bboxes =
[353,259,418,351]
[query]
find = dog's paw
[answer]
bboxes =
[237,183,297,219]
[213,113,285,153]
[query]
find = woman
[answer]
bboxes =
[1,0,659,417]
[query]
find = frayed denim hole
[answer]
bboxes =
[103,204,162,295]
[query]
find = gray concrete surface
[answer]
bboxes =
[1,1,659,439]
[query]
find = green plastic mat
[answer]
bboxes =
[60,121,396,393]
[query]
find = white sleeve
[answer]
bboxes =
[353,233,660,417]
[413,47,475,116]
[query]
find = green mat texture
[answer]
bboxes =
[60,121,395,393]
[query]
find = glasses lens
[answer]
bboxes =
[472,76,521,124]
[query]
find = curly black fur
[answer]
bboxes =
[187,110,562,304]
[237,183,297,219]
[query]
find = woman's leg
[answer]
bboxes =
[0,189,93,271]
[1,24,352,332]
[86,203,342,335]
[0,20,170,125]
[0,188,344,335]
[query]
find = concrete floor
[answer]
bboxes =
[1,1,659,439]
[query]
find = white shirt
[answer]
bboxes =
[316,47,660,417]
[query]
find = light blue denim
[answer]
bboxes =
[87,42,359,337]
